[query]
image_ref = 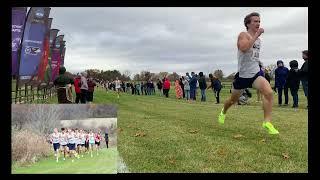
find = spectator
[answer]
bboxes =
[80,72,89,104]
[179,77,185,98]
[54,66,74,104]
[87,77,96,103]
[163,77,171,98]
[208,74,222,104]
[299,50,308,108]
[275,60,289,106]
[188,72,197,101]
[287,60,300,109]
[73,73,82,104]
[135,82,141,95]
[198,72,207,102]
[175,79,183,99]
[157,79,163,96]
[182,76,190,101]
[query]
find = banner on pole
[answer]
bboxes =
[12,7,27,76]
[37,18,52,81]
[18,7,51,79]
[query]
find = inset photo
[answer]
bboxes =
[11,104,118,174]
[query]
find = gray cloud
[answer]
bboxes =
[48,7,308,77]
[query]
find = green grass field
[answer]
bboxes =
[36,84,308,173]
[12,147,118,174]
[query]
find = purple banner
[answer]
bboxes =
[61,46,66,66]
[51,48,61,81]
[55,35,64,49]
[12,7,27,76]
[49,29,59,47]
[19,7,51,78]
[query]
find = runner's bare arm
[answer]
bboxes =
[237,32,254,52]
[237,29,263,52]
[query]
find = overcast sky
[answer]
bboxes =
[47,7,308,77]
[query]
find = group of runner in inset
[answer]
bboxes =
[49,127,108,163]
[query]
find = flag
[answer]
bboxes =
[50,34,64,81]
[50,48,61,81]
[61,46,66,66]
[18,7,51,80]
[49,29,59,47]
[37,17,52,81]
[12,7,27,76]
[44,29,59,82]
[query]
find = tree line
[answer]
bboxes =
[63,64,277,82]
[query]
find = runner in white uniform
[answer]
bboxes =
[75,129,81,157]
[59,128,68,161]
[218,12,279,135]
[88,130,95,157]
[115,77,121,98]
[79,129,86,157]
[67,129,80,162]
[50,128,60,162]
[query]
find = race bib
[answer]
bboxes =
[251,41,260,61]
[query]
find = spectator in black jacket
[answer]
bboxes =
[299,50,308,108]
[207,74,222,104]
[157,79,163,96]
[198,72,207,102]
[287,60,300,108]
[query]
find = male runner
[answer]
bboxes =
[218,12,279,134]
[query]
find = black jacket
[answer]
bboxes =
[212,79,222,91]
[198,76,207,90]
[299,61,308,81]
[286,68,300,90]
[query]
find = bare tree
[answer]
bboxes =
[24,104,62,135]
[213,69,224,80]
[158,72,169,80]
[133,74,140,81]
[123,70,131,79]
[226,72,237,80]
[167,72,180,81]
[265,64,277,80]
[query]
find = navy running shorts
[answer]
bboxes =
[68,143,76,150]
[53,143,60,151]
[233,71,264,90]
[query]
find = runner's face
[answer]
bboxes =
[248,16,260,32]
[302,53,308,60]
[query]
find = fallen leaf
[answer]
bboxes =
[282,153,290,159]
[117,128,123,132]
[168,160,175,164]
[216,148,227,156]
[233,134,244,139]
[260,139,266,143]
[134,131,146,137]
[168,157,176,165]
[189,129,200,134]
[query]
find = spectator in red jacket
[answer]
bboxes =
[163,77,171,98]
[74,74,82,104]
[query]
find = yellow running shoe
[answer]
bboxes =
[262,122,279,134]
